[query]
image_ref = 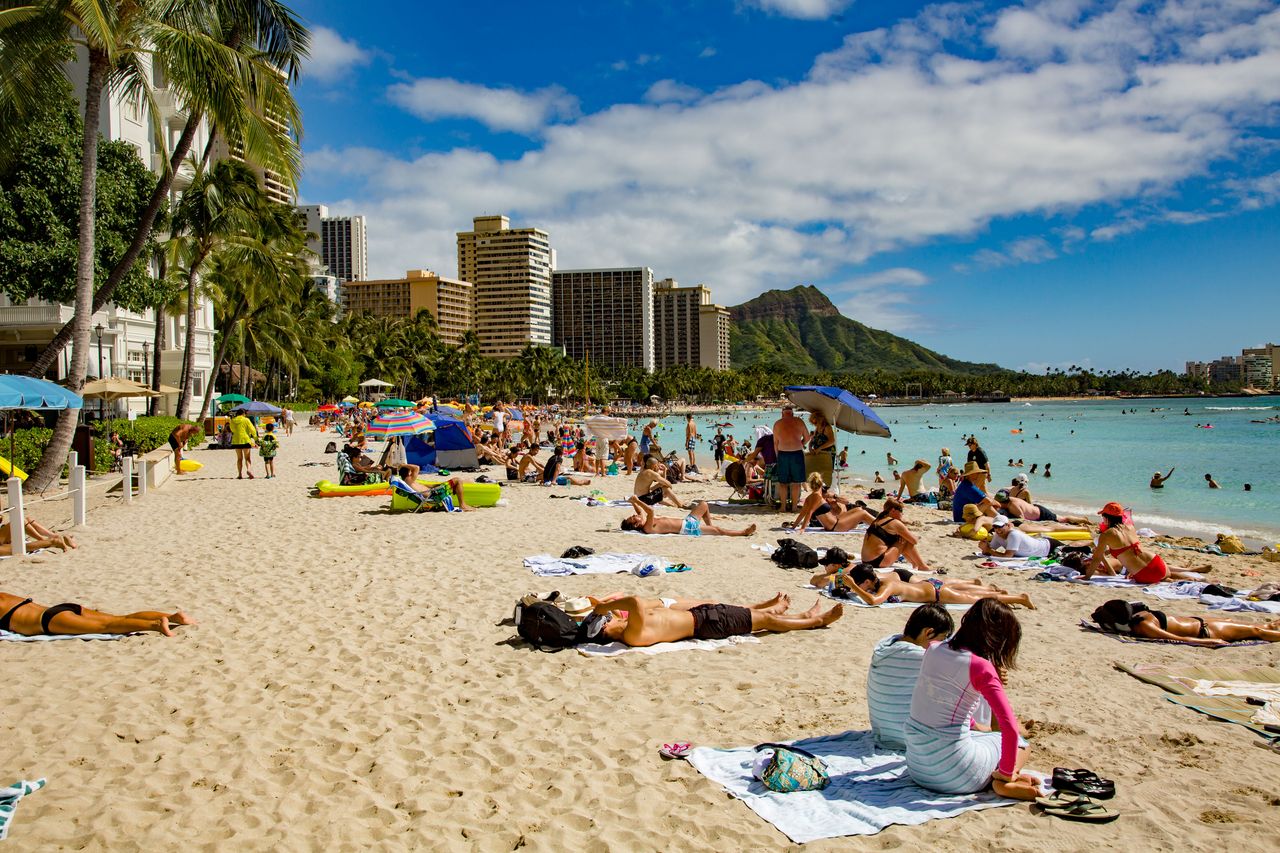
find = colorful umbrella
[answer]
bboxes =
[783,385,891,438]
[318,404,341,412]
[217,393,251,407]
[375,398,415,409]
[366,411,433,438]
[239,401,282,415]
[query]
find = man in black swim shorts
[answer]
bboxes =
[585,594,843,647]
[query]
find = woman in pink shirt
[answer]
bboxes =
[905,599,1042,800]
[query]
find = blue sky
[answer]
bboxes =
[291,0,1280,373]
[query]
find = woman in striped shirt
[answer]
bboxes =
[905,599,1041,800]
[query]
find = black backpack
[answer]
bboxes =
[515,594,584,651]
[771,538,819,569]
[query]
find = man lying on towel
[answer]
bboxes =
[621,496,757,537]
[0,592,195,637]
[585,592,842,647]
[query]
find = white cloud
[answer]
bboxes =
[386,79,579,133]
[742,0,854,20]
[306,0,1280,316]
[643,79,703,104]
[699,46,718,59]
[305,26,371,84]
[1227,170,1280,209]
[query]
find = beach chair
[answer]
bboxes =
[336,453,383,486]
[388,476,455,513]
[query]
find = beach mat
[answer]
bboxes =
[0,779,45,842]
[0,629,129,643]
[1079,620,1268,648]
[522,553,669,576]
[1115,662,1280,739]
[686,729,1015,843]
[576,635,759,657]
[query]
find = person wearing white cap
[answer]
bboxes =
[980,517,1091,560]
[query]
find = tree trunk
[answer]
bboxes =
[197,329,234,423]
[174,265,200,419]
[24,111,204,380]
[149,303,166,416]
[26,52,109,492]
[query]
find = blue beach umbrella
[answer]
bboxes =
[239,401,282,416]
[783,385,891,438]
[0,375,83,410]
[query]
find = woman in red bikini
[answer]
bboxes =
[1085,502,1209,584]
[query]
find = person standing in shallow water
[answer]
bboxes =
[1205,473,1220,489]
[1150,468,1174,488]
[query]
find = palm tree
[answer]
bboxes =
[9,0,309,382]
[168,158,262,418]
[3,0,307,489]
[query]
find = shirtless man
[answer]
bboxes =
[685,414,700,467]
[0,591,195,637]
[896,459,932,500]
[641,420,660,457]
[589,593,842,647]
[991,490,1091,526]
[634,456,682,508]
[516,446,544,482]
[1150,468,1175,489]
[169,422,200,473]
[396,466,473,511]
[771,405,811,513]
[621,496,757,537]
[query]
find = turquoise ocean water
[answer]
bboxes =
[630,396,1280,544]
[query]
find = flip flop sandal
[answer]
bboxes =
[1039,798,1119,823]
[659,742,692,759]
[1052,767,1116,800]
[665,563,692,573]
[1035,792,1091,809]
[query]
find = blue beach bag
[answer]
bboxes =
[754,743,830,793]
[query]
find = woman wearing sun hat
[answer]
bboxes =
[1084,502,1210,584]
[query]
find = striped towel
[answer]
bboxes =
[0,778,45,841]
[0,629,128,643]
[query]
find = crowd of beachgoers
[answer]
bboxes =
[4,394,1279,847]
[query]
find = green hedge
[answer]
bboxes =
[3,417,204,476]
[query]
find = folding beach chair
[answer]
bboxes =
[389,476,456,513]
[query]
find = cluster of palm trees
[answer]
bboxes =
[1,0,309,490]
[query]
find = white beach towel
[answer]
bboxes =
[1200,594,1280,615]
[0,629,128,643]
[686,729,1014,843]
[522,553,669,576]
[0,549,50,560]
[576,635,760,657]
[1145,581,1209,600]
[0,778,45,841]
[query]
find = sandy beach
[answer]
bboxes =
[3,424,1279,851]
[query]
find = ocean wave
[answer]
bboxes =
[1204,406,1278,411]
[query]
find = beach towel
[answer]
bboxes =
[814,586,969,610]
[575,635,760,657]
[0,778,45,841]
[1116,663,1280,739]
[523,553,670,576]
[686,729,1015,843]
[1143,584,1280,614]
[1079,620,1267,648]
[0,549,49,560]
[0,629,128,643]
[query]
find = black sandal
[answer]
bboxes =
[1052,767,1115,800]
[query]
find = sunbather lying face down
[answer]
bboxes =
[838,565,1037,609]
[620,497,757,537]
[1094,600,1280,647]
[0,592,195,637]
[587,593,842,647]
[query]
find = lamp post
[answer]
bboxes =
[95,323,104,378]
[142,340,150,386]
[95,323,105,419]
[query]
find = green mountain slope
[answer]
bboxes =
[729,285,1003,374]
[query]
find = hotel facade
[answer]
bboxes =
[457,215,553,359]
[551,268,655,371]
[342,270,475,346]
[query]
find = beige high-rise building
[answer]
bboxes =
[342,270,474,346]
[457,215,552,358]
[1242,343,1280,390]
[552,268,655,370]
[653,278,731,371]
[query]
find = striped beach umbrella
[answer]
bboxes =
[366,411,433,439]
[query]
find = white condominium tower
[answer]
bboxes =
[457,215,553,359]
[298,204,369,287]
[552,267,655,371]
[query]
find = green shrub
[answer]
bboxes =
[2,417,204,477]
[3,427,53,475]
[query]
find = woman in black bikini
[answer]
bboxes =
[0,592,195,637]
[837,564,1036,609]
[860,498,932,572]
[1093,600,1280,647]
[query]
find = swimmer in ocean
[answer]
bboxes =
[1205,473,1220,489]
[1150,468,1175,489]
